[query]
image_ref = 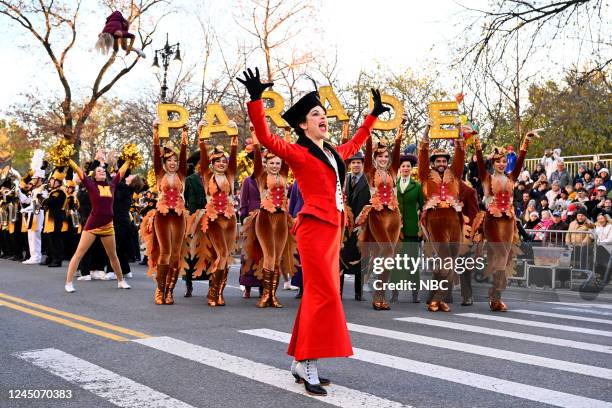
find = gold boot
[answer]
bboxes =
[155,265,168,305]
[269,269,283,308]
[256,269,272,308]
[216,267,228,306]
[164,268,178,305]
[207,270,219,307]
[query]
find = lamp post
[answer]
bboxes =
[152,33,181,102]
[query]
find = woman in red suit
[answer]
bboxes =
[238,68,388,396]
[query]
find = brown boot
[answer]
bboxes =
[256,269,272,308]
[164,268,178,305]
[207,270,219,307]
[155,265,168,305]
[216,267,228,306]
[428,300,440,312]
[269,269,283,308]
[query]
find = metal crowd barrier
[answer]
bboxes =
[509,229,601,290]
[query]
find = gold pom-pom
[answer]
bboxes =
[121,143,143,168]
[237,150,253,183]
[47,139,75,166]
[147,169,157,193]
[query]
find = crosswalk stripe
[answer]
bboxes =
[554,306,612,316]
[241,328,612,408]
[395,317,612,354]
[513,309,612,325]
[545,302,612,310]
[345,323,612,379]
[133,336,407,408]
[15,348,195,408]
[457,313,612,338]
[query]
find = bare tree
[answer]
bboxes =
[0,0,166,151]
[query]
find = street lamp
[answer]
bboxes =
[151,33,181,102]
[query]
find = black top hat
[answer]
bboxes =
[281,91,325,131]
[347,151,365,162]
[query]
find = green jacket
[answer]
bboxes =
[184,173,206,214]
[396,176,424,239]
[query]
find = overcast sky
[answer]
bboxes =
[0,0,609,113]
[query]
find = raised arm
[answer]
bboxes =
[364,132,373,174]
[198,138,211,178]
[228,135,238,177]
[451,137,466,179]
[418,124,431,183]
[253,137,263,178]
[390,119,405,173]
[337,88,388,160]
[511,131,536,181]
[473,135,489,184]
[179,127,188,177]
[153,125,162,176]
[117,160,130,180]
[68,159,85,181]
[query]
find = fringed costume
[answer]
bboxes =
[418,135,466,312]
[140,130,188,305]
[185,139,238,307]
[474,133,532,311]
[241,141,297,308]
[355,129,404,310]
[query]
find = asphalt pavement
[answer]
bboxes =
[1,258,611,408]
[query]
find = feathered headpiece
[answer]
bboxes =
[209,145,228,162]
[373,137,389,157]
[160,141,179,161]
[491,146,507,161]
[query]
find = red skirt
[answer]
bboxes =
[287,212,353,360]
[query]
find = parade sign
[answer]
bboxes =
[158,86,405,140]
[428,101,459,139]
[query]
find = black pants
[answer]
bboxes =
[79,236,106,275]
[107,222,131,274]
[47,230,64,264]
[340,265,363,298]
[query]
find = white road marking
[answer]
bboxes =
[241,328,612,408]
[395,317,612,354]
[345,322,612,379]
[15,348,195,408]
[554,306,612,316]
[457,313,612,338]
[133,336,407,408]
[512,309,612,325]
[544,302,612,310]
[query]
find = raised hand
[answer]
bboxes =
[370,88,390,117]
[236,67,274,101]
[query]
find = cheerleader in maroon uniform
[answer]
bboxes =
[64,159,132,292]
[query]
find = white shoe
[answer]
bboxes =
[294,359,320,385]
[104,272,117,281]
[77,275,92,281]
[65,283,75,293]
[118,280,131,289]
[283,281,299,290]
[90,270,104,280]
[124,272,133,279]
[23,258,39,264]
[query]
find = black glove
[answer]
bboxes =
[236,67,274,101]
[370,88,390,117]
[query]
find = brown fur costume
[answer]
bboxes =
[241,143,297,308]
[185,140,238,306]
[140,131,188,305]
[475,136,531,307]
[355,130,403,310]
[418,137,466,307]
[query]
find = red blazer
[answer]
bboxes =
[248,99,376,226]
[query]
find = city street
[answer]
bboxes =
[1,259,611,408]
